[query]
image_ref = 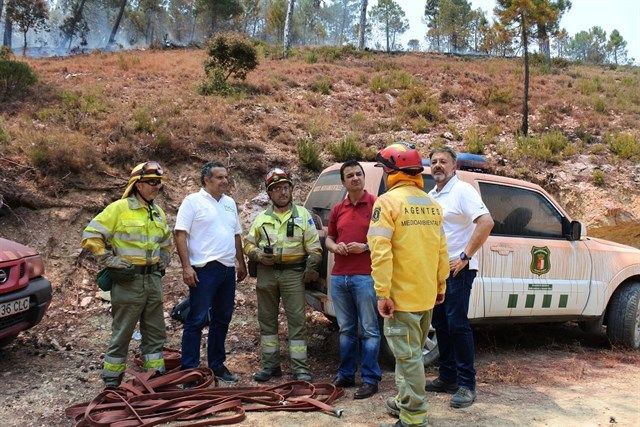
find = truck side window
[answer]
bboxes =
[479,182,564,239]
[303,171,346,227]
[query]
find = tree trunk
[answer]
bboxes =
[2,16,11,47]
[21,30,26,56]
[60,0,88,51]
[358,0,367,50]
[108,0,128,46]
[385,15,389,52]
[521,19,529,136]
[283,0,295,58]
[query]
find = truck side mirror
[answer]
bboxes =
[568,220,585,241]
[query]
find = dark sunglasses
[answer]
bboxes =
[141,179,162,186]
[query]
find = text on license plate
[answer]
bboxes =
[0,297,30,318]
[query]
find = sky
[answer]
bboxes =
[386,0,640,63]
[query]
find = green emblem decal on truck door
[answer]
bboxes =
[530,246,551,276]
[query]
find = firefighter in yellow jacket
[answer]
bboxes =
[367,143,449,427]
[81,161,173,388]
[244,168,322,382]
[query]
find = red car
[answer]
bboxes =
[0,238,52,346]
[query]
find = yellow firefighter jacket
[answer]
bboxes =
[244,204,322,269]
[367,180,449,312]
[81,196,173,265]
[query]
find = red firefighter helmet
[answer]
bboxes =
[375,142,424,174]
[264,168,293,191]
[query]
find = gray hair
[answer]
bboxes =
[429,146,457,162]
[200,161,225,185]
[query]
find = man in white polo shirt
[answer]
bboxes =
[175,161,247,383]
[425,147,494,408]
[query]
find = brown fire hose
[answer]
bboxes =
[66,352,345,426]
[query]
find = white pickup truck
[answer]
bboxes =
[304,158,640,365]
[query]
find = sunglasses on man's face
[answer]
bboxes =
[141,179,162,187]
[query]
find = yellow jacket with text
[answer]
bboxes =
[367,179,449,312]
[81,196,173,265]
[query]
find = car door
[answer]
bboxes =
[478,182,592,318]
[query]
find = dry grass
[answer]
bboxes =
[0,48,637,203]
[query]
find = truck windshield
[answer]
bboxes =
[304,171,346,227]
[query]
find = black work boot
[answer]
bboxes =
[450,386,476,408]
[425,377,459,394]
[253,366,283,382]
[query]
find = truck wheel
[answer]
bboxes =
[378,319,440,368]
[421,324,440,367]
[606,282,640,349]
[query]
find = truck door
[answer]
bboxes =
[478,183,592,318]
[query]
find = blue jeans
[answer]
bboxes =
[330,274,382,385]
[181,261,236,371]
[432,267,477,390]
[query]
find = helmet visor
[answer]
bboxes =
[138,161,164,177]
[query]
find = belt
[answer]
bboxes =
[272,263,305,271]
[133,264,161,274]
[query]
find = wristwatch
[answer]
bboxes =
[460,251,472,261]
[363,243,369,252]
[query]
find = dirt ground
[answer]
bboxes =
[1,268,638,427]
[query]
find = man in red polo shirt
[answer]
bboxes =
[325,160,381,399]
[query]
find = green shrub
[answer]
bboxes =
[329,134,364,161]
[577,77,602,95]
[607,132,640,159]
[369,74,390,93]
[591,169,605,186]
[464,128,486,154]
[594,97,607,114]
[29,131,101,175]
[485,86,513,104]
[399,87,442,124]
[133,107,155,133]
[588,143,607,155]
[0,46,12,60]
[516,130,569,163]
[202,32,258,95]
[354,73,368,86]
[310,76,332,94]
[60,90,108,115]
[575,125,594,144]
[0,59,37,101]
[304,50,318,64]
[369,71,413,93]
[198,68,230,95]
[297,139,323,171]
[0,117,10,145]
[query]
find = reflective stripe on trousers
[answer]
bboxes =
[143,352,166,372]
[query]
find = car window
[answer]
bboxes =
[479,182,564,239]
[304,171,346,227]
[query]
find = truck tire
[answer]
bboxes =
[378,319,440,368]
[606,282,640,349]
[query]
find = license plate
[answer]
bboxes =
[0,297,30,318]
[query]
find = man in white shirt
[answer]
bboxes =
[425,147,494,408]
[174,161,247,383]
